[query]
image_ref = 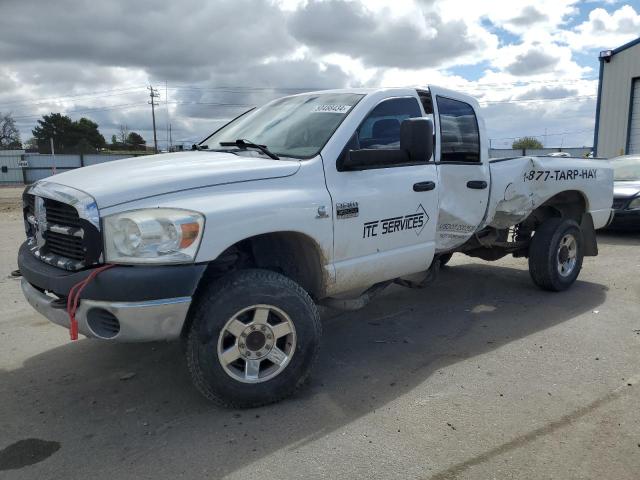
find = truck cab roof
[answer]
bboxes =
[292,86,480,109]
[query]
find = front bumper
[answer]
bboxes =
[18,242,207,301]
[18,242,207,341]
[21,279,191,341]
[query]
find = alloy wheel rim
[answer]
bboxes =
[217,304,296,383]
[556,233,578,277]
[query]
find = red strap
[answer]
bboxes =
[66,264,115,341]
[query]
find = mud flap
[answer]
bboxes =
[580,213,598,256]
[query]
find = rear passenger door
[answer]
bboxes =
[430,89,490,251]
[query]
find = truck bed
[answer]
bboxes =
[484,156,613,230]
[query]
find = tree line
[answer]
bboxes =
[0,111,147,153]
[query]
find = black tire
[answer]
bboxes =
[185,269,321,408]
[528,218,584,292]
[439,253,453,267]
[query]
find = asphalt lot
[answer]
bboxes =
[0,187,638,479]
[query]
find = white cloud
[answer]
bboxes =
[562,5,640,50]
[0,0,632,149]
[433,0,579,38]
[287,1,498,69]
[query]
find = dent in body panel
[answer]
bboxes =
[434,165,491,251]
[491,177,538,229]
[485,156,613,229]
[435,210,478,250]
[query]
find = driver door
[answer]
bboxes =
[324,96,439,293]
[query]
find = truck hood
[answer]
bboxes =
[46,151,301,208]
[613,180,640,198]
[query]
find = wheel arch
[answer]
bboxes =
[524,190,597,256]
[196,231,328,301]
[530,190,589,224]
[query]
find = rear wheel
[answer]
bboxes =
[528,218,583,291]
[185,269,321,408]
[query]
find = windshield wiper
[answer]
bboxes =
[192,144,242,156]
[219,139,280,160]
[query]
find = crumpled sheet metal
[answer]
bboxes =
[435,156,612,250]
[485,156,609,229]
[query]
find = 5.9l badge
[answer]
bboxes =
[363,204,429,238]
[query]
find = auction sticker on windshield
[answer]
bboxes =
[311,105,352,114]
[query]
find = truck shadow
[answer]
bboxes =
[0,263,607,477]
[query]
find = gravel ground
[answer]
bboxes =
[0,187,638,479]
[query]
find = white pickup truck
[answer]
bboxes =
[18,86,613,407]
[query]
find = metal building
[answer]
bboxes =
[594,36,640,158]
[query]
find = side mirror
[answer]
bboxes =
[400,117,433,162]
[337,117,434,171]
[341,148,406,171]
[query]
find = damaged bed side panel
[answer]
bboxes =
[483,156,614,230]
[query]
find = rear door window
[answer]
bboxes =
[436,96,480,163]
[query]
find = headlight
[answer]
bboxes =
[627,197,640,210]
[103,208,204,264]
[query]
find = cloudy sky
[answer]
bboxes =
[1,0,639,150]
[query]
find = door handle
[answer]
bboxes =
[466,180,487,189]
[413,181,436,192]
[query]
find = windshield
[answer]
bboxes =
[201,93,364,159]
[610,155,640,181]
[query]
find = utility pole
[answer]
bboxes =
[148,85,160,153]
[165,80,170,152]
[169,123,172,152]
[50,138,56,175]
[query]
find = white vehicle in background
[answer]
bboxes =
[18,86,613,407]
[547,152,571,157]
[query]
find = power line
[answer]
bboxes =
[167,85,318,92]
[8,93,596,119]
[168,77,599,92]
[170,101,251,107]
[9,101,252,121]
[442,77,598,90]
[2,78,600,110]
[0,77,600,106]
[11,102,149,120]
[489,128,593,142]
[479,95,597,105]
[0,86,146,108]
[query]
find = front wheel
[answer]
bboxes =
[185,269,321,408]
[528,218,584,291]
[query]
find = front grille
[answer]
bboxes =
[42,198,86,260]
[45,230,85,260]
[612,198,628,210]
[23,192,101,270]
[44,199,82,228]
